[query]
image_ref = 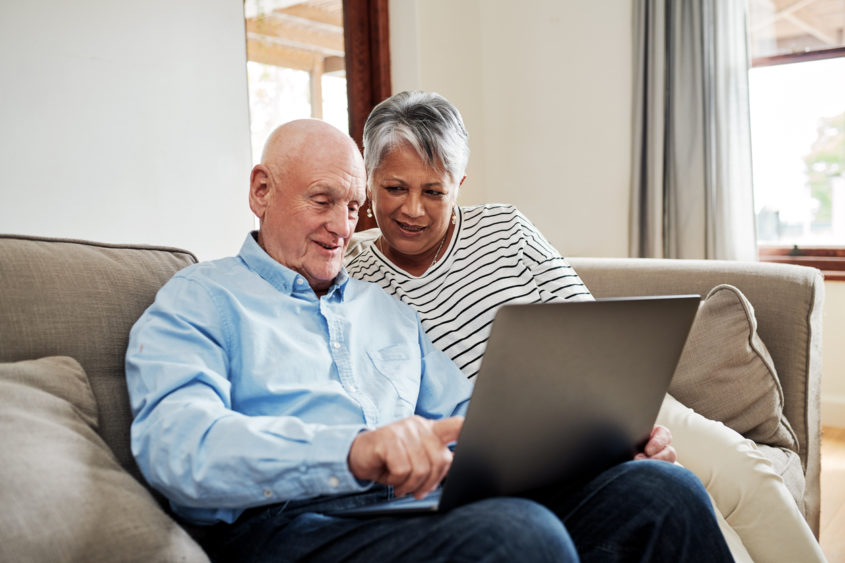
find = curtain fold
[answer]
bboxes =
[630,0,757,260]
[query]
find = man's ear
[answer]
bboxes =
[249,164,271,220]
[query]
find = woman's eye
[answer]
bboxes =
[384,186,404,193]
[426,190,445,197]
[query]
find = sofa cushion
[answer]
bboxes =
[756,443,806,512]
[0,356,208,562]
[669,284,799,451]
[0,235,197,485]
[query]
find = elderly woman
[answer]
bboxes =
[345,90,824,562]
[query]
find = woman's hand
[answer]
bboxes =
[634,424,677,463]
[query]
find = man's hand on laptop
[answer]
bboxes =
[634,424,677,463]
[348,415,464,499]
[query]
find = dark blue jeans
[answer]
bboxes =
[208,461,733,562]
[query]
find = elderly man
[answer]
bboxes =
[126,119,732,562]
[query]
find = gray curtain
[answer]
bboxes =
[630,0,757,260]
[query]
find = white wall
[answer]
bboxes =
[0,1,254,261]
[390,0,633,258]
[822,281,845,427]
[390,0,845,428]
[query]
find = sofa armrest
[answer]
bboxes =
[568,257,824,536]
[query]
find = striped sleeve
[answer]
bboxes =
[513,209,593,303]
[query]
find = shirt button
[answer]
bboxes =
[263,489,272,498]
[349,385,357,393]
[328,476,339,488]
[332,341,341,350]
[295,278,303,285]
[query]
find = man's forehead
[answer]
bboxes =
[304,178,366,200]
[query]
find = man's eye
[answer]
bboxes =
[426,190,445,197]
[384,186,404,193]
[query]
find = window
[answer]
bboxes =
[243,0,348,165]
[242,0,390,231]
[747,0,845,279]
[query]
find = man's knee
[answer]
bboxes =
[451,498,578,562]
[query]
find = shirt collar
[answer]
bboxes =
[238,232,350,300]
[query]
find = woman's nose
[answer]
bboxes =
[401,193,424,218]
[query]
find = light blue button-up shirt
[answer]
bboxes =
[126,233,472,525]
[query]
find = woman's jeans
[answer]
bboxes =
[208,460,733,562]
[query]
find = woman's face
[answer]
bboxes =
[369,144,462,262]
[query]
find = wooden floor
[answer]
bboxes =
[821,426,845,562]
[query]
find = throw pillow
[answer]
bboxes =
[0,356,208,563]
[668,284,799,451]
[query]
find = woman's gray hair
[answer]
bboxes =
[363,91,470,183]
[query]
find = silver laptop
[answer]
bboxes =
[329,295,701,516]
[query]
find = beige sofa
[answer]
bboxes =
[569,257,823,536]
[0,234,824,561]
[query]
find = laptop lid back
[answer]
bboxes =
[439,295,700,511]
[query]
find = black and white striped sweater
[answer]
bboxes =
[345,204,593,379]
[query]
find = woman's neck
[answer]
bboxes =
[378,220,455,277]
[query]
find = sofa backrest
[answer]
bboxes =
[0,234,197,484]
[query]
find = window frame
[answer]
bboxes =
[750,49,845,280]
[758,246,845,281]
[751,45,845,67]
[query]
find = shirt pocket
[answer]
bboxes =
[366,345,421,407]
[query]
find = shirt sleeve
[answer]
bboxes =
[126,276,370,523]
[414,319,473,419]
[514,208,594,303]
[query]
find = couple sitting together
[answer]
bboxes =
[126,91,822,561]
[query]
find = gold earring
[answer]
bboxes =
[451,209,457,225]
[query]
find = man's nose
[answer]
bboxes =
[326,204,353,239]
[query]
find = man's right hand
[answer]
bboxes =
[347,415,463,499]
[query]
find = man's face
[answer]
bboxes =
[251,131,366,295]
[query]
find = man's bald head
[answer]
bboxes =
[248,119,366,295]
[260,119,361,174]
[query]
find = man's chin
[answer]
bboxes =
[303,263,343,290]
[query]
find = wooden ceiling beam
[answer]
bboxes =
[323,55,345,73]
[246,35,345,74]
[245,14,344,55]
[783,11,840,44]
[278,4,343,27]
[752,0,820,32]
[246,35,318,71]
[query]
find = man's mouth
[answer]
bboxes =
[315,240,341,250]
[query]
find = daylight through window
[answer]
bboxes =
[244,0,348,165]
[747,0,845,247]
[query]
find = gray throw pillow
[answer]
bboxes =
[668,284,799,451]
[0,356,208,563]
